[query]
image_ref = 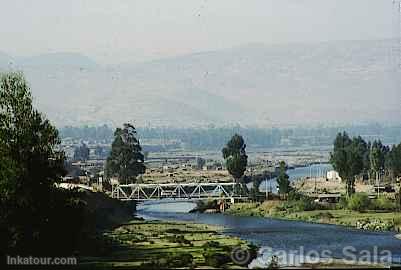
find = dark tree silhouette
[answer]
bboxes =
[222,134,248,195]
[0,72,84,256]
[106,123,146,184]
[330,132,365,196]
[277,161,291,196]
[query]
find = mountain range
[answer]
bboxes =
[0,39,400,127]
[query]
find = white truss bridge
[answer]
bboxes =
[111,182,244,201]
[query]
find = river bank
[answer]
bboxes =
[78,219,256,269]
[225,201,401,233]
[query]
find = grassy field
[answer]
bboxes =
[78,219,253,269]
[226,202,401,232]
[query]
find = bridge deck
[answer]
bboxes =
[111,182,244,201]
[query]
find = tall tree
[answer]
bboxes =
[387,143,401,178]
[370,140,388,187]
[106,123,146,184]
[222,134,248,182]
[222,134,248,195]
[277,161,291,196]
[0,72,82,255]
[353,136,370,175]
[330,132,364,196]
[196,157,206,170]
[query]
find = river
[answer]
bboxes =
[256,163,333,193]
[137,164,401,267]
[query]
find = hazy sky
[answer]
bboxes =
[0,0,396,64]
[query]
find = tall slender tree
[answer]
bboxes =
[0,72,84,255]
[222,134,248,195]
[106,123,146,184]
[277,161,291,196]
[330,132,364,196]
[370,140,389,189]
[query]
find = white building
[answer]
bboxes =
[327,170,342,182]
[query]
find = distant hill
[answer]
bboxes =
[19,52,98,69]
[0,40,399,127]
[0,51,14,69]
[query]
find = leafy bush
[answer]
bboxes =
[337,196,349,210]
[294,197,319,211]
[347,193,371,212]
[140,253,194,269]
[279,192,322,212]
[203,250,231,268]
[165,228,181,234]
[371,196,396,211]
[165,235,192,245]
[202,241,220,248]
[393,216,401,226]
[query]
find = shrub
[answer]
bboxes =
[294,197,319,211]
[165,235,191,245]
[280,192,321,212]
[337,196,348,210]
[168,253,194,268]
[371,196,396,211]
[203,250,231,268]
[393,216,401,226]
[202,241,220,248]
[347,193,371,212]
[140,253,194,269]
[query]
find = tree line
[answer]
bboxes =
[60,124,401,150]
[330,132,401,196]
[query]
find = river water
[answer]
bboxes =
[256,163,333,193]
[137,164,401,267]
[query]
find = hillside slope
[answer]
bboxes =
[1,39,399,127]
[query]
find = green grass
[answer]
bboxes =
[78,220,250,269]
[226,202,401,232]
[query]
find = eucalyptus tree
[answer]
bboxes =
[222,134,248,195]
[106,123,146,184]
[0,72,83,255]
[330,132,364,196]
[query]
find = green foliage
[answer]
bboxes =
[347,193,371,212]
[222,134,248,181]
[0,72,84,256]
[337,196,349,210]
[330,132,365,196]
[277,161,291,195]
[387,143,401,177]
[106,123,146,184]
[371,196,396,211]
[370,140,388,173]
[140,253,194,269]
[202,241,220,249]
[165,234,192,245]
[277,191,323,212]
[203,250,231,268]
[249,177,263,202]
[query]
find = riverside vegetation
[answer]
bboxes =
[226,191,401,232]
[79,220,257,269]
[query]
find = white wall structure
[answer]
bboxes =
[327,170,342,182]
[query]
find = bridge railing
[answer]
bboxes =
[111,182,239,201]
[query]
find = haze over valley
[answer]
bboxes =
[0,39,399,128]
